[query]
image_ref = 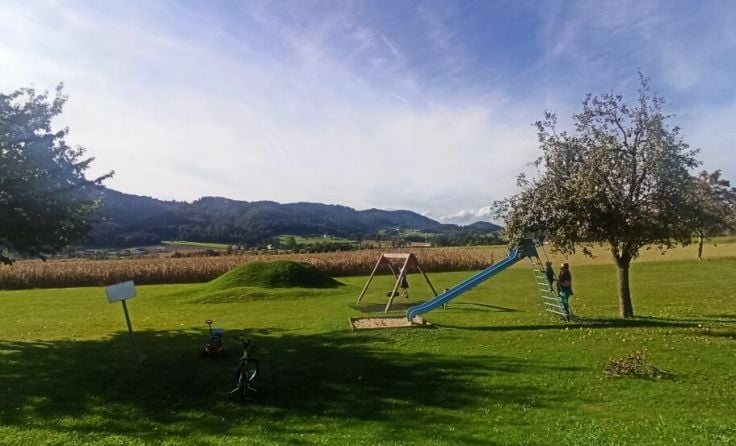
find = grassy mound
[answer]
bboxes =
[207,261,342,290]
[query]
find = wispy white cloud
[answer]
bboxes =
[435,205,495,225]
[537,0,736,96]
[416,5,468,78]
[534,0,736,183]
[1,0,733,223]
[678,98,736,178]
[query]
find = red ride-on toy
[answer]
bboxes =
[201,319,225,358]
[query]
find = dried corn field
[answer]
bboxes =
[0,247,510,290]
[5,240,733,290]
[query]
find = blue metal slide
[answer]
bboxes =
[406,247,523,321]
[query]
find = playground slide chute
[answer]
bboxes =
[406,247,522,321]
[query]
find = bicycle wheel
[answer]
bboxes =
[244,358,259,382]
[237,372,247,401]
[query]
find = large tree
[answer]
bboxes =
[499,76,701,318]
[0,85,112,264]
[692,170,736,260]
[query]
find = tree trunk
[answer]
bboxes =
[616,261,634,318]
[697,235,704,260]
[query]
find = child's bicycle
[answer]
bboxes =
[201,319,225,359]
[229,336,259,401]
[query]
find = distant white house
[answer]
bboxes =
[409,242,432,248]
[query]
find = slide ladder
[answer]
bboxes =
[528,255,566,317]
[406,239,568,321]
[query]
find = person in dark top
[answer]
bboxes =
[544,261,555,291]
[399,272,409,298]
[557,263,573,320]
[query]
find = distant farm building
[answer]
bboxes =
[409,242,432,248]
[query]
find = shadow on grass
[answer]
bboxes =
[698,329,736,340]
[0,329,566,443]
[445,302,520,313]
[435,316,702,332]
[702,314,736,322]
[351,301,519,314]
[349,300,422,313]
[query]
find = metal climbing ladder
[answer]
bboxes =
[529,255,566,317]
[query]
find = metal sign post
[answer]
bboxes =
[105,281,140,363]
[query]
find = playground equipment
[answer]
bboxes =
[201,319,225,358]
[355,252,438,313]
[229,336,258,401]
[406,239,567,321]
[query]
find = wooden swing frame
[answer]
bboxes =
[355,253,438,313]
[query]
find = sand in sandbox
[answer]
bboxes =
[350,316,427,330]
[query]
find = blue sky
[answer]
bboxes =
[1,0,734,224]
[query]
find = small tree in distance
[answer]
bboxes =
[692,170,736,260]
[0,85,112,264]
[284,236,298,251]
[497,75,701,318]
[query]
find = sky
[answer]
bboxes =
[1,0,735,224]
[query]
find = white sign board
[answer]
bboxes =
[105,281,136,303]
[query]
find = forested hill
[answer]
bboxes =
[85,188,501,247]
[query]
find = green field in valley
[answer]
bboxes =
[1,257,735,445]
[277,235,356,246]
[162,241,233,250]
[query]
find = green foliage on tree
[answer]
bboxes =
[0,85,112,264]
[692,170,736,259]
[497,76,702,318]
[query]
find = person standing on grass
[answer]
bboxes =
[557,263,573,320]
[544,261,556,292]
[399,272,410,298]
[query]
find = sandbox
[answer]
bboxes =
[349,315,430,330]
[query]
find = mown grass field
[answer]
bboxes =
[1,256,735,445]
[162,241,233,250]
[277,235,356,246]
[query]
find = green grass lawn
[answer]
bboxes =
[1,258,735,445]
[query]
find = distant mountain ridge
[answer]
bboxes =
[86,188,501,247]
